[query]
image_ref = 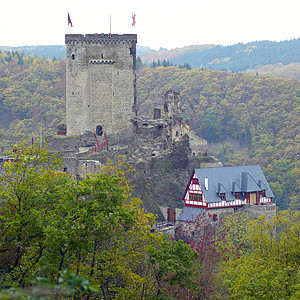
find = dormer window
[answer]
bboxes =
[220,193,226,201]
[234,192,241,199]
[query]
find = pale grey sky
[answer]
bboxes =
[1,0,299,49]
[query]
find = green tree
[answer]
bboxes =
[136,56,143,70]
[147,238,199,299]
[0,144,159,298]
[219,213,300,299]
[202,108,218,141]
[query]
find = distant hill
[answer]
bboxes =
[139,44,215,65]
[0,44,156,61]
[139,38,300,73]
[136,45,156,56]
[247,62,300,80]
[2,38,300,75]
[0,45,66,60]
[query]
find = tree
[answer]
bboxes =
[219,213,300,299]
[147,238,200,299]
[0,142,64,286]
[174,212,242,299]
[202,108,218,141]
[0,144,159,298]
[0,270,97,299]
[136,56,143,70]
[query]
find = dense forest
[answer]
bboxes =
[0,45,66,61]
[247,62,300,80]
[0,45,156,61]
[137,66,300,210]
[0,51,65,142]
[139,38,300,72]
[3,37,300,74]
[0,51,299,211]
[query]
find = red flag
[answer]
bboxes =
[68,13,73,27]
[132,14,136,27]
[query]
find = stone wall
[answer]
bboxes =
[65,34,137,136]
[46,88,213,219]
[175,203,277,228]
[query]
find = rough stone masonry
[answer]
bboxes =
[65,34,137,136]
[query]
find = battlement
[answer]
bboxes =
[65,34,137,45]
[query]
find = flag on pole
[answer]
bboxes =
[68,13,73,27]
[132,14,136,27]
[32,133,34,145]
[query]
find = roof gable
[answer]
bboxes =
[194,165,274,203]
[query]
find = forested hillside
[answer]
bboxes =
[0,51,65,143]
[247,62,300,80]
[137,67,300,210]
[140,38,300,72]
[0,53,299,210]
[2,143,300,299]
[0,45,66,60]
[0,44,155,61]
[3,37,300,75]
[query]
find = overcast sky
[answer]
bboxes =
[1,0,299,49]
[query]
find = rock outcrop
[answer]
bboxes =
[47,91,219,219]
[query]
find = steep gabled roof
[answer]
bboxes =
[194,165,274,203]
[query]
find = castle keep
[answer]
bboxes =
[65,34,137,136]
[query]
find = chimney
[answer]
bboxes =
[205,177,209,190]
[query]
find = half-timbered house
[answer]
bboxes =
[177,165,274,222]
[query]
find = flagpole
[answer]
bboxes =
[110,15,111,35]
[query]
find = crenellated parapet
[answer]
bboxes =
[65,34,137,45]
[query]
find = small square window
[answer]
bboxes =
[192,178,199,184]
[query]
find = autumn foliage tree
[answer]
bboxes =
[0,143,161,298]
[0,143,202,299]
[219,212,300,299]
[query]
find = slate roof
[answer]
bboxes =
[177,207,206,222]
[193,165,274,203]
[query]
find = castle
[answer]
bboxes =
[36,32,210,219]
[65,34,137,135]
[1,32,275,223]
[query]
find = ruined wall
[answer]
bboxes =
[65,34,137,136]
[46,87,212,219]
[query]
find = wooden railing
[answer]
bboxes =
[151,221,176,230]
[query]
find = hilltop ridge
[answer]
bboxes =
[2,38,300,76]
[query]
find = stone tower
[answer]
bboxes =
[65,34,137,136]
